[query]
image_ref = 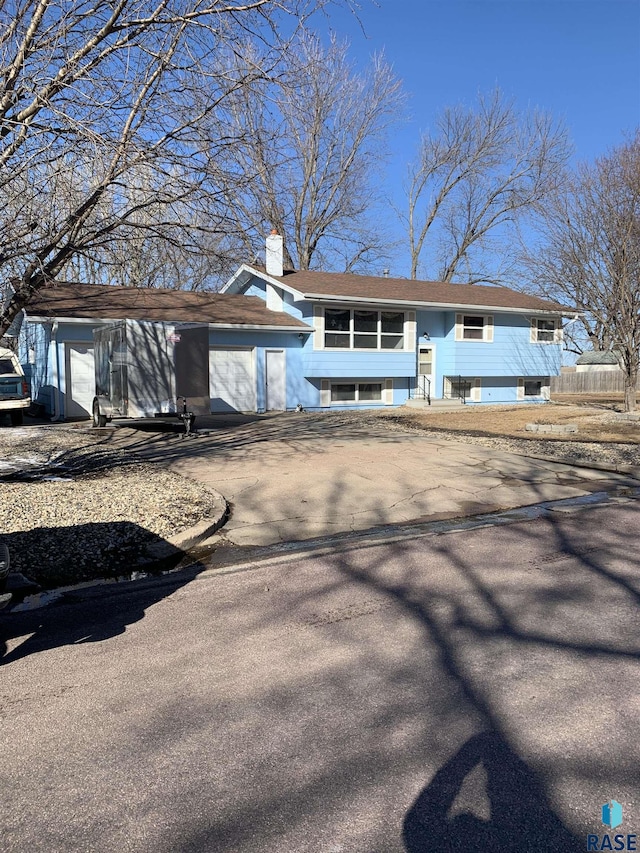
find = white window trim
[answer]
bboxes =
[530,317,563,344]
[318,306,407,351]
[322,379,390,406]
[455,313,494,343]
[417,342,436,377]
[518,376,551,400]
[444,376,479,401]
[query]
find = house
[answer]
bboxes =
[17,233,569,418]
[221,233,568,409]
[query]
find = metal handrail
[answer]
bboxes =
[458,375,466,404]
[417,374,431,405]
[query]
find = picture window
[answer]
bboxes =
[323,309,405,350]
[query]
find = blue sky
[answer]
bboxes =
[314,0,640,277]
[322,0,639,163]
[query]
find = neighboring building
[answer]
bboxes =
[16,234,569,418]
[575,351,620,372]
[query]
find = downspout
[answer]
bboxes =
[51,320,64,421]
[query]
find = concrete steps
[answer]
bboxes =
[405,398,466,410]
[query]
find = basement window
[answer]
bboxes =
[330,382,382,403]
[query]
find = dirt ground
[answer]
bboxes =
[375,393,640,444]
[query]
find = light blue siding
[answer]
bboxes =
[445,312,561,376]
[416,309,561,400]
[303,349,415,379]
[208,328,317,411]
[244,279,266,298]
[19,321,52,411]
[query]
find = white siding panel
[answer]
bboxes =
[65,342,95,418]
[313,305,324,349]
[405,311,416,350]
[486,315,494,343]
[455,313,463,341]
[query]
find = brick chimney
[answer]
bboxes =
[265,230,284,278]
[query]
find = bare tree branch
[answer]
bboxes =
[0,0,343,336]
[211,31,405,272]
[401,89,571,283]
[522,132,640,410]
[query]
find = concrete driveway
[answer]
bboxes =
[105,412,639,548]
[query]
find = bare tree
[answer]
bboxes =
[0,0,342,337]
[213,32,405,271]
[61,166,242,289]
[402,89,570,282]
[523,133,640,411]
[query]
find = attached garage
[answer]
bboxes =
[209,347,256,413]
[20,282,310,418]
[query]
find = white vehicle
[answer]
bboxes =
[0,346,30,426]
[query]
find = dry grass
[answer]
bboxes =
[374,394,640,444]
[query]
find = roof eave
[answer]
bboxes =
[207,322,311,332]
[26,314,311,332]
[302,292,570,314]
[220,264,256,294]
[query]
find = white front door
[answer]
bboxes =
[65,342,95,419]
[209,347,256,412]
[265,350,286,411]
[417,345,434,398]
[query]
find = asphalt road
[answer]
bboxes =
[1,499,639,852]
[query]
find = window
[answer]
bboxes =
[381,312,404,350]
[531,317,560,343]
[324,309,351,348]
[454,313,493,342]
[462,315,484,340]
[330,382,382,403]
[353,310,378,348]
[445,377,481,402]
[518,376,550,400]
[524,379,542,396]
[323,308,405,350]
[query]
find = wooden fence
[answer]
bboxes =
[550,369,634,395]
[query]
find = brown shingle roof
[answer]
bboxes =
[266,269,570,313]
[25,282,310,328]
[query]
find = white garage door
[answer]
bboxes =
[209,347,256,413]
[65,342,95,419]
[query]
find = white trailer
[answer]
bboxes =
[92,320,209,429]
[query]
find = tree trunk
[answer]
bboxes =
[624,371,637,412]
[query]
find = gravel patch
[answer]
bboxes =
[0,425,222,588]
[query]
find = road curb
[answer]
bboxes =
[517,452,640,479]
[142,490,229,561]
